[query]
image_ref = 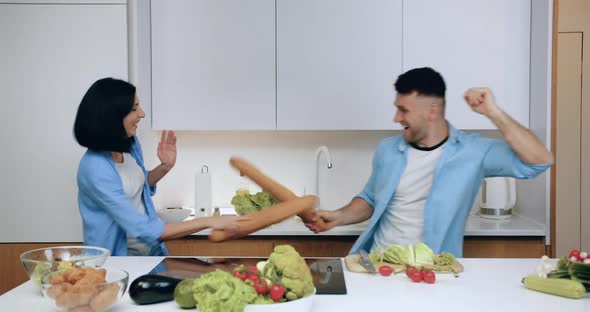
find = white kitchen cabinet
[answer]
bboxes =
[150,0,276,130]
[148,0,535,130]
[276,0,403,130]
[0,3,127,241]
[403,0,531,129]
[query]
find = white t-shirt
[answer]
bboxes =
[114,153,146,217]
[372,140,446,250]
[115,153,156,256]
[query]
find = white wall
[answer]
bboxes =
[137,130,393,211]
[137,129,548,220]
[0,2,128,242]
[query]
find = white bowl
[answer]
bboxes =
[244,288,315,312]
[157,208,192,223]
[192,288,315,312]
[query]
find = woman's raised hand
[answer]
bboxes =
[157,130,177,170]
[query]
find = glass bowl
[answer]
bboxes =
[41,268,128,312]
[20,246,110,289]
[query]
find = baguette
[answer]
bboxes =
[209,195,318,242]
[229,157,325,227]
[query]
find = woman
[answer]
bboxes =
[74,78,244,256]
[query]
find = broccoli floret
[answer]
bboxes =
[251,296,274,304]
[285,291,298,301]
[262,262,280,283]
[267,245,314,300]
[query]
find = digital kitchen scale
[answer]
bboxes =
[148,257,347,295]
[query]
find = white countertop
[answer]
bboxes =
[464,213,545,236]
[2,257,589,311]
[189,223,365,236]
[188,213,545,237]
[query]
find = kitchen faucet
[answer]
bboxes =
[313,146,333,207]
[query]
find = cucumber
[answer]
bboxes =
[522,275,586,299]
[570,272,590,284]
[570,262,590,275]
[569,262,590,284]
[546,268,570,279]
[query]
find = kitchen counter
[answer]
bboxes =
[1,257,588,311]
[464,213,545,236]
[189,223,365,236]
[188,213,545,237]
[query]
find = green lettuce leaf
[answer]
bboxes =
[413,242,434,266]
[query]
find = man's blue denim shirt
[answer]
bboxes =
[351,123,551,257]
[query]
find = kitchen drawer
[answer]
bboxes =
[463,237,547,258]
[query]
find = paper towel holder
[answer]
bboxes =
[195,165,212,217]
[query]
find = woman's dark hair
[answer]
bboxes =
[394,67,446,99]
[74,78,136,152]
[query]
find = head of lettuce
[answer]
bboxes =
[184,270,273,312]
[231,191,279,215]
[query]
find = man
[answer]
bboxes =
[305,67,553,257]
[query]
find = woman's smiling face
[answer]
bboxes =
[123,95,145,137]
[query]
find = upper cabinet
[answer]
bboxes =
[148,0,536,130]
[151,0,276,130]
[403,0,531,129]
[276,0,402,130]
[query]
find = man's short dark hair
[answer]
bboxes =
[74,78,136,152]
[394,67,446,99]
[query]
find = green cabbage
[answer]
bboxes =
[231,191,279,215]
[230,195,259,215]
[250,192,279,208]
[408,244,415,265]
[375,242,438,266]
[413,242,434,266]
[382,245,411,265]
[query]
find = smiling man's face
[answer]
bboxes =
[393,92,431,144]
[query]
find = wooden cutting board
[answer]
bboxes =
[344,254,464,274]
